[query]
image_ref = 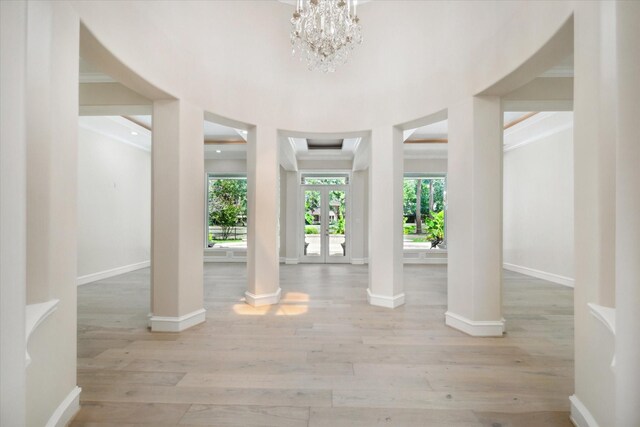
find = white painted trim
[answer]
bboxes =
[587,303,616,335]
[503,262,574,287]
[569,394,600,427]
[203,248,247,263]
[149,308,206,332]
[284,258,299,264]
[403,257,448,265]
[245,288,282,307]
[587,303,616,371]
[351,258,366,265]
[77,260,150,285]
[25,299,59,366]
[367,289,405,308]
[445,311,505,337]
[79,72,115,83]
[45,386,81,427]
[204,256,246,263]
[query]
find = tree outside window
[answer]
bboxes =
[403,177,446,249]
[207,177,247,248]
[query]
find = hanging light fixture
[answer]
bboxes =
[290,0,363,73]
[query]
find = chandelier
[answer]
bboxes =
[290,0,363,73]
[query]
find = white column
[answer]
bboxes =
[285,170,299,264]
[571,4,619,425]
[446,96,504,336]
[246,125,280,306]
[615,2,640,425]
[368,126,404,308]
[150,99,205,332]
[0,1,27,425]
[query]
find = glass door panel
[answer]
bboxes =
[328,190,346,258]
[303,190,322,258]
[301,185,349,263]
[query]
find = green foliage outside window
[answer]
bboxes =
[426,210,445,244]
[208,178,247,240]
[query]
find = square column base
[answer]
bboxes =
[245,288,281,307]
[367,289,405,308]
[445,311,505,337]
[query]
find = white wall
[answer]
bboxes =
[77,124,150,281]
[503,112,574,285]
[204,158,246,174]
[404,158,447,174]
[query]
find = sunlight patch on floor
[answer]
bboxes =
[233,292,309,316]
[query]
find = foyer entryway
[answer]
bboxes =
[301,184,349,263]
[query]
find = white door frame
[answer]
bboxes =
[299,184,350,263]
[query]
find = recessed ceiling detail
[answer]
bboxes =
[306,139,344,150]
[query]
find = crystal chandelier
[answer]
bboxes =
[290,0,363,73]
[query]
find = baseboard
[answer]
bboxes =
[149,308,206,332]
[503,262,574,288]
[245,288,281,307]
[284,258,299,264]
[445,311,505,337]
[204,256,246,263]
[45,386,81,427]
[403,258,448,264]
[367,289,405,308]
[77,261,150,285]
[569,395,600,427]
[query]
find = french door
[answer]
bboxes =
[300,185,349,263]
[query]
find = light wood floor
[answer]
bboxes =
[73,264,574,427]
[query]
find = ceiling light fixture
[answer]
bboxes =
[130,131,138,136]
[216,150,222,153]
[291,0,362,73]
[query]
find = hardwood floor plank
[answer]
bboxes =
[80,384,332,407]
[71,401,190,424]
[178,404,309,427]
[77,370,186,387]
[176,372,430,391]
[332,389,569,412]
[309,407,482,427]
[473,410,575,427]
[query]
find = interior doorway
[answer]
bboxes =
[301,183,349,263]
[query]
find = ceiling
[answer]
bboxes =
[78,116,151,151]
[288,136,361,161]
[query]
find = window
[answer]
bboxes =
[206,175,247,249]
[403,175,446,250]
